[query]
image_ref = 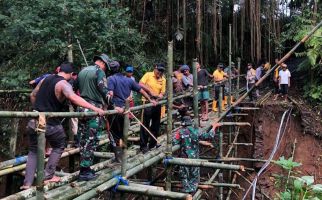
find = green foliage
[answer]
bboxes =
[0,0,154,89]
[275,156,302,171]
[274,156,322,200]
[281,9,322,103]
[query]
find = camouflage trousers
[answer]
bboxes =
[179,166,200,193]
[77,105,104,168]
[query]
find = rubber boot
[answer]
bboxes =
[230,96,234,104]
[113,146,123,163]
[212,100,218,112]
[223,96,228,105]
[220,101,226,111]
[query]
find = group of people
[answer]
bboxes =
[246,59,291,102]
[22,54,291,194]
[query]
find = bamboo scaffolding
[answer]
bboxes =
[72,145,180,200]
[204,20,322,135]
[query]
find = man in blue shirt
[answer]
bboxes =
[107,61,156,162]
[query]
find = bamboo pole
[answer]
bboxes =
[156,181,241,189]
[228,24,232,109]
[93,152,114,158]
[166,41,174,192]
[0,89,31,94]
[192,59,199,128]
[236,58,241,100]
[183,0,186,64]
[116,184,192,200]
[218,172,223,200]
[220,122,251,126]
[121,100,130,176]
[218,84,223,117]
[36,115,46,200]
[0,156,27,170]
[166,158,243,170]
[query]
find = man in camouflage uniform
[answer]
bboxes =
[172,116,221,193]
[76,54,117,181]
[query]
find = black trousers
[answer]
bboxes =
[247,83,256,101]
[214,85,225,100]
[140,105,161,149]
[108,113,124,146]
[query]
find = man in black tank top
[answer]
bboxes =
[21,63,104,189]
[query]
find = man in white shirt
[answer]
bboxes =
[274,63,291,101]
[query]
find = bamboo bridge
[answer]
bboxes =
[0,20,321,200]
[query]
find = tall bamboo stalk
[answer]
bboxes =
[192,59,199,128]
[228,24,232,109]
[121,100,130,177]
[183,0,186,63]
[196,0,201,62]
[166,41,174,192]
[36,115,46,200]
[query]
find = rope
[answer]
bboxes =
[128,110,158,142]
[163,156,173,167]
[241,108,292,200]
[112,175,129,192]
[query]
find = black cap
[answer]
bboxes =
[218,63,224,68]
[182,116,193,126]
[155,63,165,72]
[60,62,74,74]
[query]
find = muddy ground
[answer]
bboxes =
[233,98,322,200]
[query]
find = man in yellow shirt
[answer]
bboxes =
[139,63,166,152]
[212,63,228,111]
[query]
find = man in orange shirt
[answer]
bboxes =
[212,63,228,111]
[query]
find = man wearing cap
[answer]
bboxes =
[125,65,136,108]
[21,62,105,189]
[274,63,291,101]
[139,63,166,152]
[172,116,221,193]
[76,53,113,181]
[107,62,156,162]
[212,63,228,112]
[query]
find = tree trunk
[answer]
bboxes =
[196,0,202,63]
[219,4,222,61]
[213,0,218,63]
[183,0,187,63]
[240,0,245,59]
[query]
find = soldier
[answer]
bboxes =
[172,116,221,193]
[76,54,116,181]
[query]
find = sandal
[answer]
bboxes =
[44,175,61,184]
[20,185,32,190]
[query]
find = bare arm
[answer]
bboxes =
[30,79,44,106]
[139,82,155,96]
[60,81,104,115]
[139,88,156,105]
